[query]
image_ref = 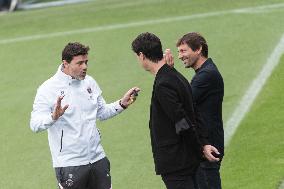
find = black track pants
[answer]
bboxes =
[55,157,111,189]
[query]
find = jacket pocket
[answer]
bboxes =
[156,138,179,148]
[60,130,63,152]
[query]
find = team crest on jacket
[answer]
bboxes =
[87,87,93,100]
[87,87,92,94]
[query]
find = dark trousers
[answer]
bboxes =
[161,169,197,189]
[55,157,111,189]
[0,0,10,9]
[195,161,222,189]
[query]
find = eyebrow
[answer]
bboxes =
[76,60,88,64]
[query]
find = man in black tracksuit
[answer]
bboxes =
[166,32,224,189]
[131,32,220,189]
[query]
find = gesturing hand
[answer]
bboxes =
[52,96,69,121]
[120,87,140,108]
[164,48,174,67]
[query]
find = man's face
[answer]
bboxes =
[177,43,199,68]
[63,54,88,80]
[136,53,150,71]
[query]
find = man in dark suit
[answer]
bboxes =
[131,32,220,189]
[165,32,224,189]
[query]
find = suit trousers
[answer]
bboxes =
[161,168,197,189]
[195,161,222,189]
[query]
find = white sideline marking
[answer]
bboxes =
[224,33,284,146]
[232,2,284,13]
[1,2,284,44]
[19,0,92,10]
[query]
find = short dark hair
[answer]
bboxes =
[176,32,208,58]
[131,32,163,63]
[62,42,90,63]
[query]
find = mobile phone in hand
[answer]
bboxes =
[131,90,139,97]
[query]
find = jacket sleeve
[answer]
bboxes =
[193,103,209,146]
[96,95,124,121]
[191,70,211,103]
[30,88,56,133]
[156,82,194,134]
[88,77,123,121]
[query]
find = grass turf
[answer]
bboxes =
[0,0,284,188]
[221,55,284,189]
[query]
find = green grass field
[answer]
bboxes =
[221,55,284,189]
[0,0,284,188]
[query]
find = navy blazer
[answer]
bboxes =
[191,58,224,158]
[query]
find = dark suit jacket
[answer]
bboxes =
[149,64,208,175]
[191,58,224,158]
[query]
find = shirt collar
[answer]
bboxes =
[156,64,170,76]
[55,64,80,84]
[195,58,212,73]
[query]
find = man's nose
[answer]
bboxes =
[82,62,88,69]
[178,53,182,59]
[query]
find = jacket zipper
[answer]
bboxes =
[60,130,63,152]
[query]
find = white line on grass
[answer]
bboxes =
[19,0,92,10]
[224,33,284,146]
[232,2,284,13]
[1,2,284,44]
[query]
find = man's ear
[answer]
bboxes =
[139,52,145,60]
[62,60,69,68]
[197,46,202,55]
